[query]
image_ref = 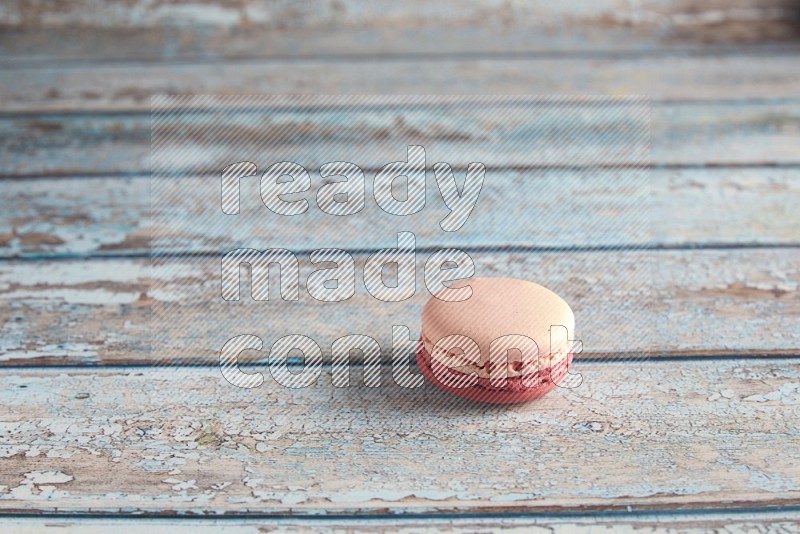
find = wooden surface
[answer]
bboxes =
[3,100,800,178]
[0,360,799,515]
[3,0,799,63]
[0,0,799,531]
[3,54,800,113]
[2,167,798,258]
[3,512,800,533]
[1,249,798,366]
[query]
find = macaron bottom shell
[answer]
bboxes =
[416,340,574,404]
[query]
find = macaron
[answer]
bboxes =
[417,277,575,403]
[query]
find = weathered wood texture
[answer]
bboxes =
[2,0,799,523]
[1,249,797,366]
[2,54,800,112]
[2,168,798,258]
[2,512,800,533]
[2,100,800,177]
[0,360,798,515]
[2,0,799,65]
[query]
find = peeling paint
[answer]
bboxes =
[0,346,797,515]
[743,383,800,405]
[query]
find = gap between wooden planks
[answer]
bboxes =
[0,359,798,515]
[2,512,800,533]
[0,248,797,366]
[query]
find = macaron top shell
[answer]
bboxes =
[421,277,574,378]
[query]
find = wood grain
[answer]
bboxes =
[2,100,800,177]
[0,359,798,515]
[2,167,798,258]
[0,248,797,366]
[2,53,800,113]
[2,512,800,532]
[2,0,799,65]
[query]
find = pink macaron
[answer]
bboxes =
[417,277,576,403]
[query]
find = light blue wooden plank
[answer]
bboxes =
[0,248,797,365]
[2,168,797,258]
[0,360,798,514]
[1,100,799,176]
